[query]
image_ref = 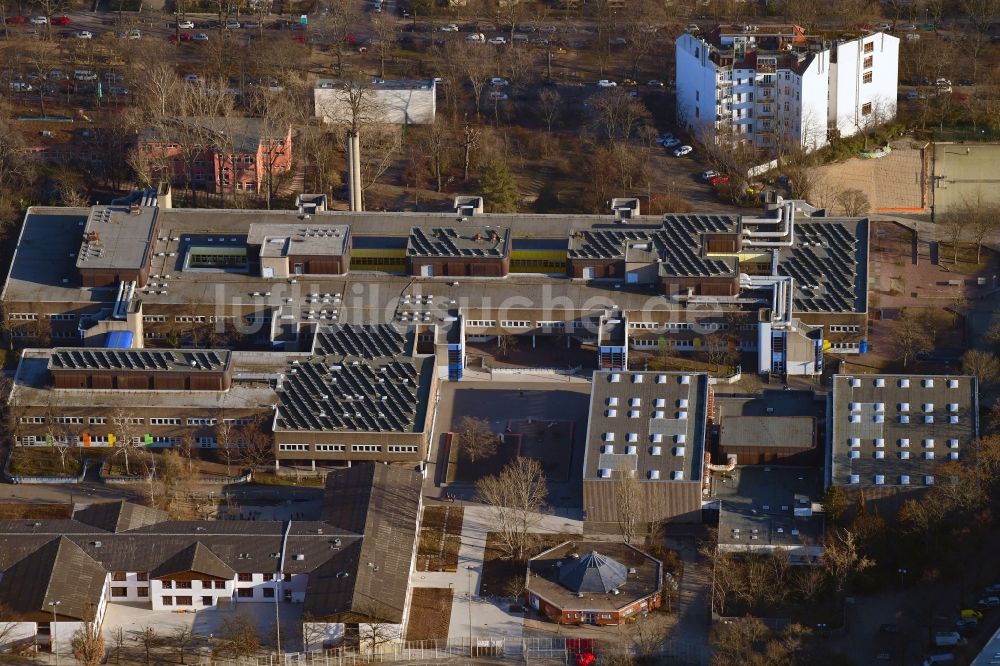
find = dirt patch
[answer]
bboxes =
[480,532,577,598]
[507,419,575,482]
[447,432,522,484]
[417,506,464,572]
[405,588,454,642]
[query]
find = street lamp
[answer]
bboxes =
[465,565,474,658]
[898,568,907,588]
[48,600,61,666]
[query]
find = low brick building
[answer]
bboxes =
[524,541,662,626]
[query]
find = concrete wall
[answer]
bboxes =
[832,33,899,139]
[675,34,719,137]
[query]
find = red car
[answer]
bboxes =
[710,175,730,186]
[4,15,27,24]
[51,16,71,25]
[168,31,192,41]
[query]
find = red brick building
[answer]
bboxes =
[523,541,662,626]
[137,117,292,196]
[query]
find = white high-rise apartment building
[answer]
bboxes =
[676,24,899,154]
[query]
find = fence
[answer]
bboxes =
[206,636,705,666]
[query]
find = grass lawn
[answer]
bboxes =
[480,532,577,598]
[417,506,464,572]
[103,453,153,478]
[0,502,72,519]
[404,588,453,642]
[8,447,83,477]
[251,471,326,487]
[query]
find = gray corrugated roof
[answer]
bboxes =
[151,541,236,580]
[73,501,170,533]
[557,551,627,594]
[0,536,106,621]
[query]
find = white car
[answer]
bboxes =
[875,22,892,31]
[596,79,616,87]
[75,30,93,39]
[673,145,693,157]
[466,33,485,43]
[30,16,47,25]
[488,91,508,100]
[126,29,141,39]
[177,19,194,29]
[701,170,718,181]
[490,77,509,87]
[488,36,507,45]
[440,23,459,32]
[9,81,32,92]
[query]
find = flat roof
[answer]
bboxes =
[49,348,230,374]
[719,416,815,450]
[13,348,280,410]
[406,226,510,258]
[76,205,158,271]
[583,371,708,482]
[830,374,979,487]
[777,219,869,314]
[248,222,350,258]
[526,541,660,612]
[316,78,435,91]
[715,466,824,551]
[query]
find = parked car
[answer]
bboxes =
[193,32,209,42]
[700,170,718,181]
[9,81,32,92]
[29,16,47,24]
[490,77,509,86]
[466,32,485,42]
[959,608,983,620]
[184,73,203,83]
[243,19,260,28]
[440,23,458,32]
[225,19,240,29]
[906,33,920,41]
[662,138,680,148]
[103,72,123,82]
[75,30,93,39]
[923,655,955,665]
[177,19,194,29]
[596,79,616,87]
[539,25,557,33]
[710,175,729,186]
[126,29,141,39]
[4,15,27,24]
[48,69,68,80]
[673,145,693,157]
[875,22,892,31]
[488,36,507,45]
[169,31,192,41]
[647,79,665,88]
[905,90,926,100]
[933,631,964,647]
[488,91,508,100]
[897,23,917,31]
[686,23,699,33]
[978,596,1000,608]
[51,15,71,25]
[108,85,129,95]
[984,583,1000,593]
[73,70,97,81]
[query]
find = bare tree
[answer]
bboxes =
[475,457,548,560]
[614,471,641,544]
[453,416,494,463]
[496,333,519,359]
[370,15,397,79]
[235,414,273,469]
[821,528,874,595]
[939,209,971,265]
[962,349,1000,391]
[214,413,237,475]
[888,308,934,368]
[835,189,871,217]
[216,616,261,658]
[538,88,562,133]
[248,89,296,210]
[311,0,362,76]
[0,604,24,653]
[355,599,399,655]
[71,621,105,666]
[168,625,197,665]
[110,407,142,476]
